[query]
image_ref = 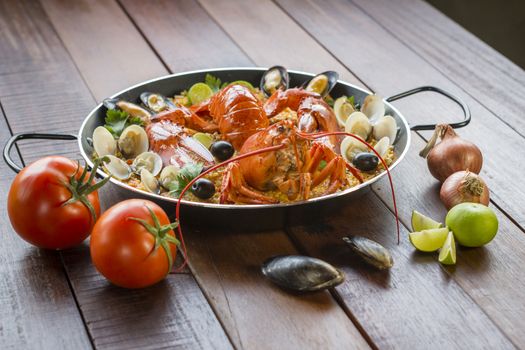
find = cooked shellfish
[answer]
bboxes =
[92,126,116,157]
[140,168,160,194]
[103,155,132,180]
[118,125,149,159]
[303,71,338,97]
[361,94,385,122]
[340,136,369,163]
[260,66,289,97]
[344,111,372,140]
[342,235,393,270]
[373,115,397,144]
[132,151,163,176]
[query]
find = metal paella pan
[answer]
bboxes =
[3,67,470,229]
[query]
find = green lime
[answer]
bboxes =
[188,82,214,105]
[193,133,214,149]
[411,210,442,232]
[409,227,449,252]
[438,231,456,265]
[230,80,254,90]
[446,203,498,247]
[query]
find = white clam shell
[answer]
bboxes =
[118,125,149,158]
[140,168,160,194]
[334,96,355,127]
[361,95,385,122]
[340,136,369,163]
[344,112,372,140]
[103,155,132,180]
[374,136,391,158]
[132,151,163,176]
[92,126,116,157]
[373,115,397,144]
[159,165,180,190]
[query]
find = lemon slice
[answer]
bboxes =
[409,227,449,252]
[439,231,457,265]
[411,210,442,232]
[188,82,214,105]
[230,80,255,90]
[193,132,214,149]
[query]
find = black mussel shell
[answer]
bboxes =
[342,236,393,270]
[260,66,289,97]
[102,98,119,110]
[261,255,345,292]
[140,92,176,113]
[102,97,152,121]
[302,71,339,97]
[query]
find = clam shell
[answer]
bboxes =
[361,95,385,122]
[334,96,356,127]
[374,136,391,158]
[373,115,397,144]
[92,126,116,157]
[260,66,289,97]
[303,71,339,97]
[159,165,180,190]
[340,136,369,163]
[132,151,163,176]
[342,236,393,270]
[103,155,132,180]
[140,168,160,194]
[344,111,372,140]
[118,125,149,159]
[261,255,345,292]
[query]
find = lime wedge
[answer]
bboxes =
[439,231,457,265]
[409,227,449,252]
[230,80,254,90]
[411,210,442,232]
[193,132,214,149]
[188,82,214,105]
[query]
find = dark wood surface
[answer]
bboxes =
[1,0,524,349]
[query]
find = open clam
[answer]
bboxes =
[261,255,345,292]
[340,136,369,163]
[343,236,393,270]
[373,115,397,144]
[103,98,152,123]
[103,155,132,180]
[260,66,289,97]
[303,71,338,97]
[92,126,116,157]
[140,92,175,113]
[118,125,149,159]
[159,165,180,190]
[334,96,355,127]
[140,168,160,194]
[344,112,372,140]
[374,136,391,158]
[361,94,385,122]
[132,151,163,176]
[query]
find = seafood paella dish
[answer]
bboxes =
[91,66,398,205]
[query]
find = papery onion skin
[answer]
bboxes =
[424,124,483,182]
[440,170,490,210]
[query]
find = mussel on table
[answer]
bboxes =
[140,92,176,113]
[342,235,393,270]
[260,66,289,97]
[261,255,345,292]
[103,98,152,123]
[302,71,339,97]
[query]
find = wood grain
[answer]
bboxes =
[352,0,525,138]
[275,0,525,227]
[1,0,232,348]
[72,0,372,348]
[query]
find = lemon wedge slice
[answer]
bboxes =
[439,231,457,265]
[409,227,449,252]
[411,210,442,232]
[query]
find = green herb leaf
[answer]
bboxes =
[104,109,144,137]
[205,74,223,93]
[347,95,355,108]
[167,163,204,197]
[319,160,327,170]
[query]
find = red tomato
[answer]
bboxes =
[90,199,179,289]
[7,156,105,249]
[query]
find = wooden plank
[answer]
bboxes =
[41,0,167,101]
[197,0,361,85]
[1,1,232,348]
[352,0,525,137]
[275,0,525,227]
[0,109,92,349]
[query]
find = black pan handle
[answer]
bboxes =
[386,86,471,131]
[3,132,78,173]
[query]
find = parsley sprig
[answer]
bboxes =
[167,163,204,197]
[205,74,224,93]
[104,109,144,137]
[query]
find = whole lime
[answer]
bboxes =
[445,203,498,247]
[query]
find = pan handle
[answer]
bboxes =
[386,86,471,131]
[3,132,78,173]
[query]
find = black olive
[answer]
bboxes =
[210,141,234,161]
[353,152,379,171]
[191,178,215,199]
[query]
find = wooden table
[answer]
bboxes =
[2,0,525,348]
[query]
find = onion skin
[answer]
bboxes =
[440,171,490,210]
[422,124,483,182]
